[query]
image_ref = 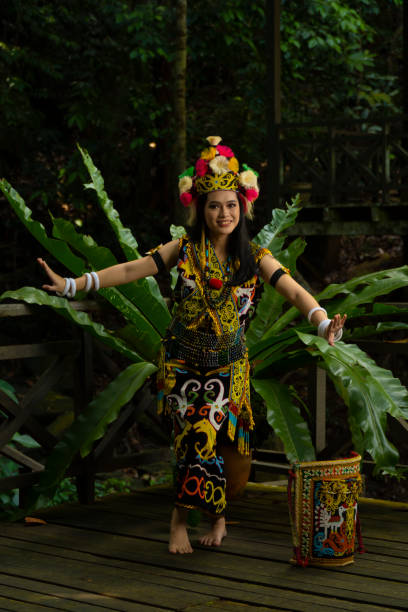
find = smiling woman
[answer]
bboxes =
[37,135,346,556]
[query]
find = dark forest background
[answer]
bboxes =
[0,0,404,276]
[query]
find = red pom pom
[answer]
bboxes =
[217,145,234,157]
[180,192,193,207]
[208,278,223,290]
[246,188,259,202]
[195,158,208,177]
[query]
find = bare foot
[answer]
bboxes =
[199,516,227,547]
[169,507,193,554]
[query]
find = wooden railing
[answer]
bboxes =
[0,302,163,507]
[272,116,408,235]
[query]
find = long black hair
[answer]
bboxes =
[189,192,257,285]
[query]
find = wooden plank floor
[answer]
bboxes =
[1,484,408,611]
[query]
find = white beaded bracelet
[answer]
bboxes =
[317,319,331,337]
[67,278,76,298]
[56,277,70,297]
[307,306,327,323]
[317,319,343,342]
[84,272,93,292]
[90,271,100,291]
[57,271,100,299]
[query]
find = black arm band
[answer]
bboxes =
[150,250,166,274]
[269,268,287,287]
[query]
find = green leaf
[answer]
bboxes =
[0,179,85,274]
[346,321,408,341]
[297,332,408,475]
[51,216,169,341]
[0,379,18,405]
[79,362,157,456]
[26,362,157,507]
[252,346,315,379]
[252,378,315,463]
[0,288,143,363]
[11,433,41,449]
[1,178,167,346]
[316,266,408,313]
[170,224,185,289]
[78,145,142,261]
[77,146,170,331]
[253,195,301,255]
[115,323,161,363]
[247,237,305,347]
[170,224,186,240]
[266,265,408,337]
[178,167,194,178]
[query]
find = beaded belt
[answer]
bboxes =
[165,320,246,368]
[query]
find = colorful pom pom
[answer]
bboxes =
[195,158,208,176]
[209,155,229,175]
[217,145,234,157]
[180,192,193,207]
[207,136,222,146]
[228,157,239,173]
[246,189,259,202]
[200,147,216,161]
[178,175,193,194]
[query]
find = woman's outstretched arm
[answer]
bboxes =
[38,239,179,294]
[259,254,346,346]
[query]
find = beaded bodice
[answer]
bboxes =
[172,235,271,336]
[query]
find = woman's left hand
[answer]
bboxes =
[325,313,347,346]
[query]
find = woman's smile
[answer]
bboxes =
[204,190,240,237]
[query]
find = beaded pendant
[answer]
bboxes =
[208,277,223,290]
[203,238,232,305]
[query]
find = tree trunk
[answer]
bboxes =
[172,0,187,219]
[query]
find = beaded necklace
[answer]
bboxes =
[201,237,233,308]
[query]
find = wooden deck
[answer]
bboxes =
[1,484,408,611]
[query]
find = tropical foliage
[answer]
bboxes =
[1,150,408,517]
[1,0,404,247]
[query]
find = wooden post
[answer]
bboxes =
[404,0,408,121]
[308,364,327,455]
[172,0,187,222]
[402,0,408,281]
[382,117,390,205]
[75,329,95,504]
[266,0,281,213]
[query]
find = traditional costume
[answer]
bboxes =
[156,137,285,517]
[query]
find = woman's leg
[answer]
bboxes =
[199,515,227,547]
[169,506,193,554]
[166,368,229,552]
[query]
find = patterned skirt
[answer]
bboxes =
[158,358,254,516]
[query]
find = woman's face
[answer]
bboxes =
[203,190,240,238]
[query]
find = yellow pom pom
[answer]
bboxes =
[206,135,222,146]
[228,157,239,173]
[200,147,216,161]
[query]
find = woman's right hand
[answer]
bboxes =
[37,258,66,293]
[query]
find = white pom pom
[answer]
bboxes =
[239,169,258,189]
[209,156,229,175]
[178,175,193,194]
[207,135,222,146]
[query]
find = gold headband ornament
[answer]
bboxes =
[178,136,259,219]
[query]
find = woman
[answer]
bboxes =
[38,136,346,554]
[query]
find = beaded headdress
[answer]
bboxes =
[178,136,259,222]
